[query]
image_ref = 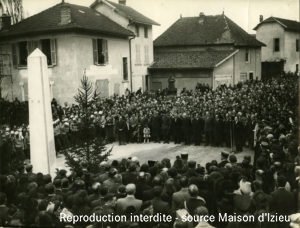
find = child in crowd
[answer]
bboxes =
[143,125,150,143]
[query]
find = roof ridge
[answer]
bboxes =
[223,14,232,33]
[272,16,300,23]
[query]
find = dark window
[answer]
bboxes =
[296,64,299,73]
[93,39,108,65]
[144,26,148,38]
[296,39,299,52]
[123,57,128,80]
[245,49,249,62]
[41,39,52,65]
[135,25,139,37]
[18,41,28,66]
[274,38,280,52]
[249,72,254,80]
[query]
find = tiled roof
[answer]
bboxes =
[154,14,264,47]
[254,17,300,32]
[149,49,237,69]
[0,2,134,39]
[91,0,159,26]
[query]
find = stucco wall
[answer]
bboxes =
[93,2,155,92]
[284,31,300,72]
[213,55,234,89]
[0,33,129,104]
[256,23,285,62]
[234,48,261,82]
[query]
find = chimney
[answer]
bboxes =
[0,14,11,30]
[119,0,126,5]
[198,12,205,24]
[60,5,71,25]
[259,15,263,22]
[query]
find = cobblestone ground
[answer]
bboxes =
[55,142,254,174]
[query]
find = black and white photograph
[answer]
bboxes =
[0,0,299,227]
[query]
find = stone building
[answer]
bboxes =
[0,1,158,103]
[254,16,300,78]
[149,13,265,92]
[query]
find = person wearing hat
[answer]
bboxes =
[219,151,229,168]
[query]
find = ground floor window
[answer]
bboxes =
[12,39,57,67]
[122,57,128,81]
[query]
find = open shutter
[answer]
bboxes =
[12,44,18,67]
[92,39,98,64]
[50,39,57,66]
[103,39,108,64]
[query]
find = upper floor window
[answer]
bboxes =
[245,49,250,62]
[93,38,108,65]
[144,26,148,38]
[144,45,149,65]
[273,38,280,52]
[296,39,299,52]
[12,39,57,67]
[135,44,141,65]
[135,25,139,37]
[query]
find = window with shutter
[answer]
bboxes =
[93,39,98,64]
[50,39,57,66]
[93,38,109,65]
[103,39,108,64]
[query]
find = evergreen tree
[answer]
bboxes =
[63,70,111,173]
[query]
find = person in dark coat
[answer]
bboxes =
[191,113,203,145]
[269,175,295,215]
[182,113,191,145]
[204,111,213,146]
[161,113,171,143]
[150,112,161,142]
[233,116,244,152]
[116,116,127,145]
[172,115,182,144]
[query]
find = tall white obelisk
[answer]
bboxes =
[28,49,56,174]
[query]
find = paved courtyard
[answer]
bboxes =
[56,143,254,173]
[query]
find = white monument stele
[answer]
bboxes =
[28,48,56,174]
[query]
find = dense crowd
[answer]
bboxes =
[1,76,298,155]
[0,146,300,227]
[0,75,299,227]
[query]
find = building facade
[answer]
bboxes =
[0,1,158,103]
[90,0,159,92]
[149,13,264,92]
[254,16,300,76]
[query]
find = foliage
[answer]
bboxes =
[63,70,110,173]
[0,0,24,24]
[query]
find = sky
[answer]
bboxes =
[23,0,300,39]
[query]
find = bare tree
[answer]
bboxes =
[0,0,24,24]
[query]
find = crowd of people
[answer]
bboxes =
[0,75,299,227]
[1,76,298,154]
[0,146,300,227]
